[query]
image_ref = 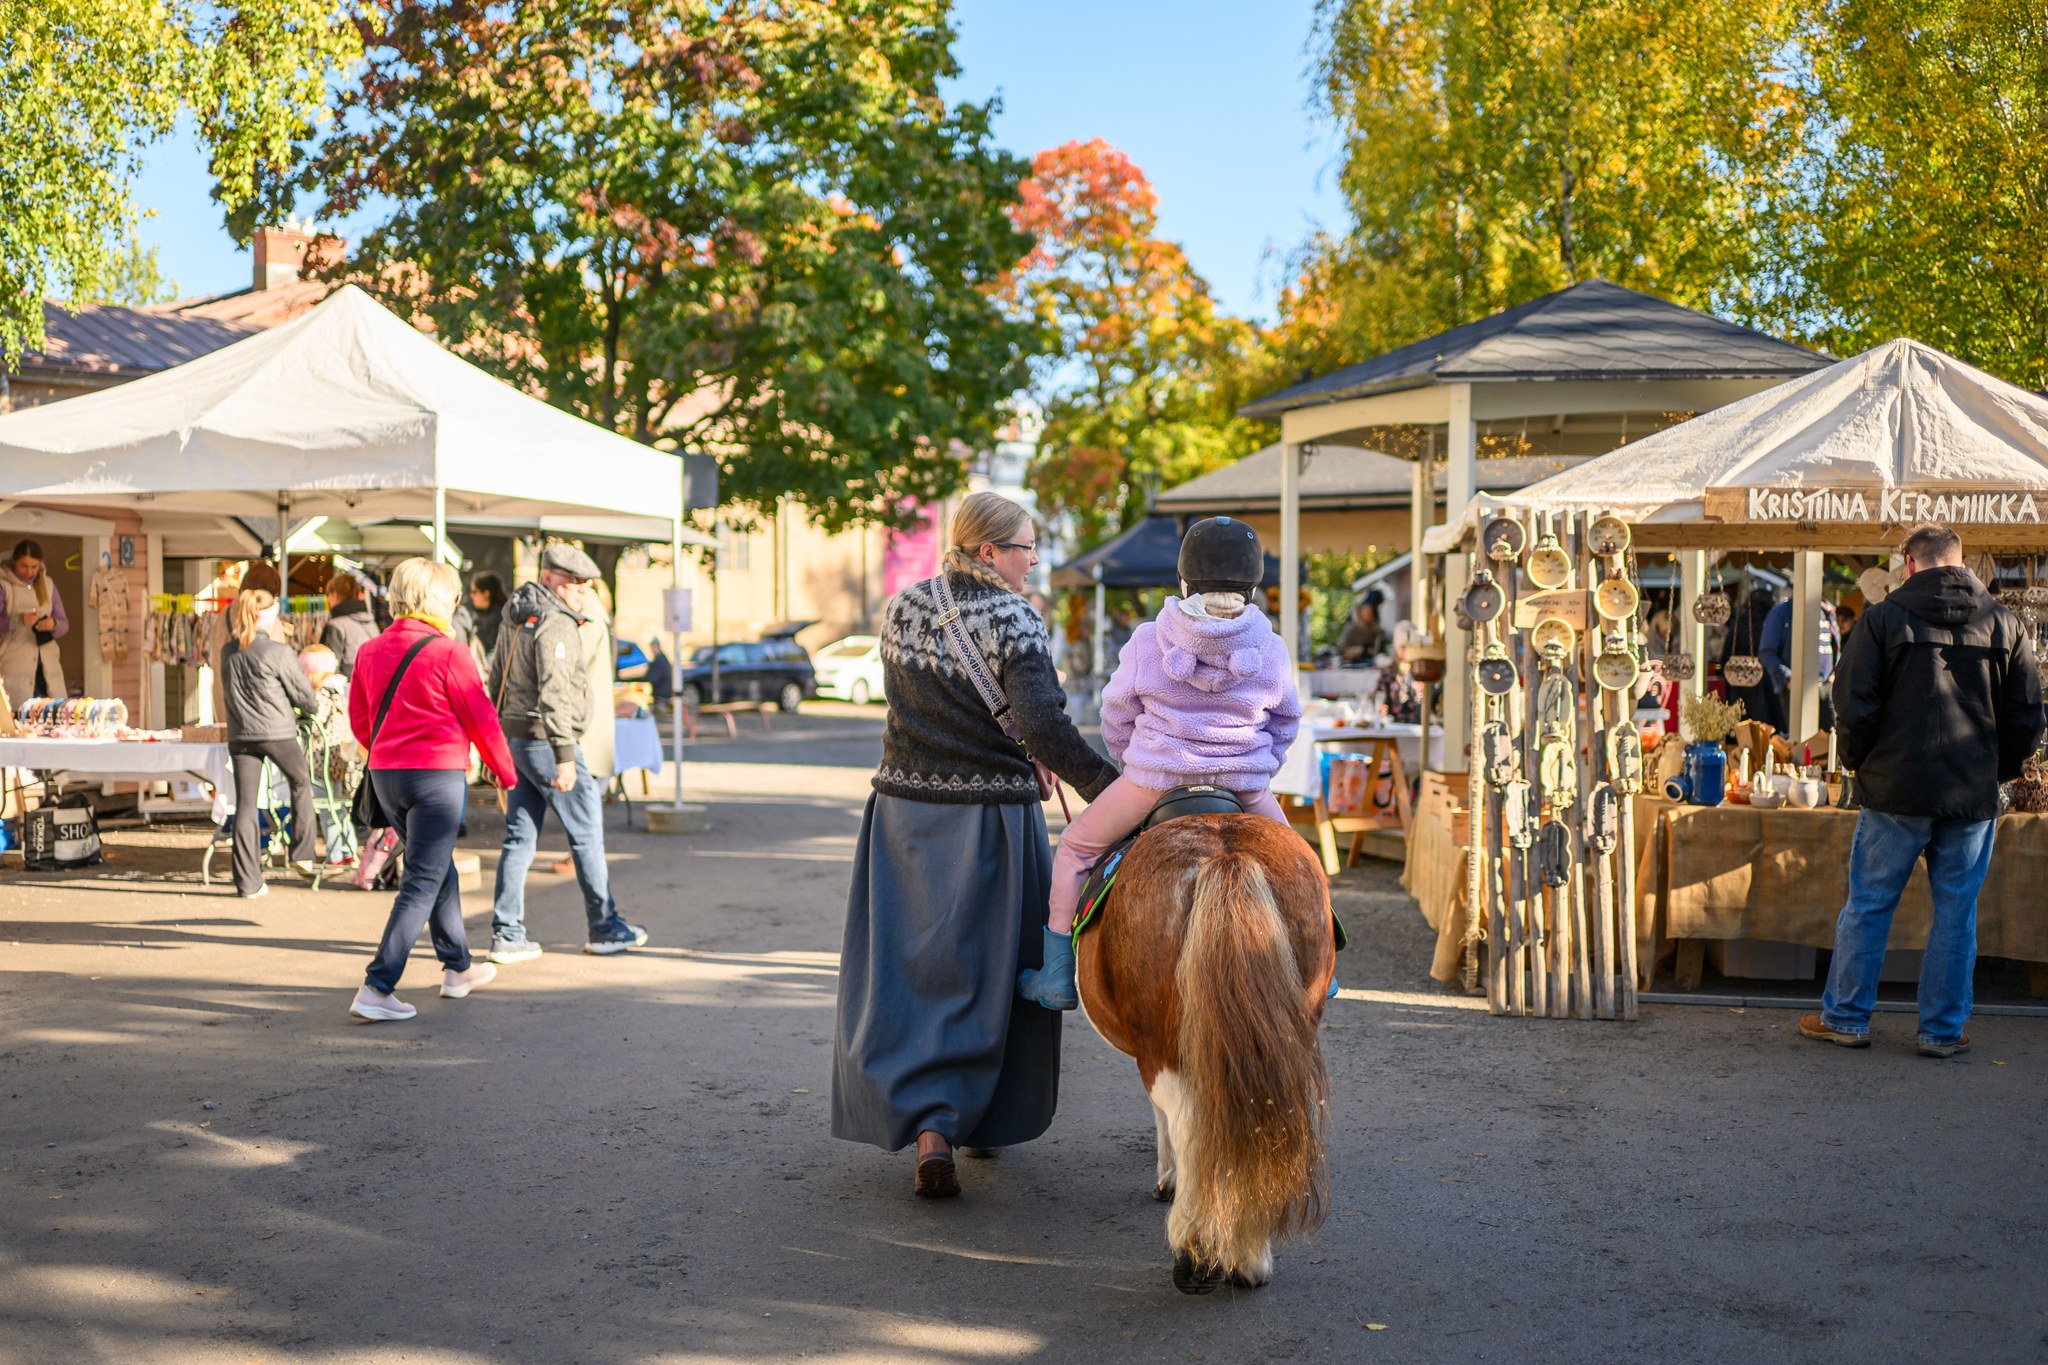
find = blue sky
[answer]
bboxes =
[130,0,1345,321]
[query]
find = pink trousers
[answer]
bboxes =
[1049,775,1289,932]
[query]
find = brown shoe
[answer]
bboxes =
[1799,1014,1870,1048]
[1918,1033,1971,1058]
[913,1130,960,1199]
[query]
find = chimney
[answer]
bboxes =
[252,219,343,292]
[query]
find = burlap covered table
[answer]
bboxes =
[1635,802,2048,978]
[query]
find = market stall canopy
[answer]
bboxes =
[0,284,686,528]
[1154,443,1584,515]
[1424,338,2048,552]
[1050,516,1282,590]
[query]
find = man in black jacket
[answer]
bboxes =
[1804,525,2043,1057]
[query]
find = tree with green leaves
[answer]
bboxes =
[0,0,360,360]
[1781,0,2048,388]
[308,0,1034,532]
[1292,0,1806,366]
[1003,138,1267,545]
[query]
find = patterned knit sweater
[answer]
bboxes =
[875,569,1118,805]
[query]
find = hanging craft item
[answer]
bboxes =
[1526,513,1573,590]
[1585,514,1631,558]
[1463,567,1505,624]
[1663,647,1696,681]
[1482,515,1528,563]
[1536,821,1572,887]
[1583,785,1620,855]
[1857,565,1893,606]
[1693,557,1731,626]
[1603,720,1644,793]
[1531,615,1577,656]
[1593,634,1641,692]
[1725,654,1765,688]
[1476,639,1519,696]
[1481,719,1517,785]
[1594,574,1639,622]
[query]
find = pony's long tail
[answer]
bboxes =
[1173,852,1329,1271]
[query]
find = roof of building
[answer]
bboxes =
[145,279,333,332]
[1241,279,1829,419]
[14,301,258,381]
[1154,443,1586,513]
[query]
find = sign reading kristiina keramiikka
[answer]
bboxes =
[1704,486,2045,525]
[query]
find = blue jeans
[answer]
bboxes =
[491,739,616,943]
[1821,809,1996,1046]
[364,769,471,993]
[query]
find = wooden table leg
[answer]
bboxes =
[1675,940,1707,990]
[2029,963,2048,999]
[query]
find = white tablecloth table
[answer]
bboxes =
[0,736,230,790]
[614,713,664,775]
[1272,722,1441,801]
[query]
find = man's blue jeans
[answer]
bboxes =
[492,738,616,943]
[1821,808,1996,1046]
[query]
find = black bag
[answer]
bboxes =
[21,793,104,871]
[351,635,436,833]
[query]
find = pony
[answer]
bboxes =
[1077,812,1336,1294]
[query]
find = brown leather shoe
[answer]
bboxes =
[914,1130,960,1199]
[1918,1033,1971,1058]
[1799,1013,1871,1047]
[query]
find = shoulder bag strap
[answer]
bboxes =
[367,635,437,758]
[931,574,1013,728]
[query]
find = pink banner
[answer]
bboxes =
[882,503,940,597]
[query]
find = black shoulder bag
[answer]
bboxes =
[352,635,436,832]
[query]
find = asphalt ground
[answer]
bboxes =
[3,702,2046,1363]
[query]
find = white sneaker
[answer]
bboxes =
[238,883,270,900]
[348,987,416,1023]
[440,963,498,999]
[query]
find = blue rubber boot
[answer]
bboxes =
[1018,927,1079,1010]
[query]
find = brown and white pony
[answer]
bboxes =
[1077,813,1335,1293]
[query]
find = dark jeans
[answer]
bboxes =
[364,768,473,994]
[492,738,615,942]
[229,737,315,895]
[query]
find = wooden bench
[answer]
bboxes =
[682,700,777,740]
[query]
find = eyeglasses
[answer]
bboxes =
[991,541,1037,553]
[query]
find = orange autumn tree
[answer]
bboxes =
[1003,138,1266,545]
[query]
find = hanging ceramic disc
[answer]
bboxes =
[1586,514,1631,556]
[1531,616,1577,655]
[1482,516,1528,562]
[1527,543,1572,590]
[1594,575,1639,621]
[1477,644,1519,696]
[1593,641,1640,692]
[1463,569,1505,623]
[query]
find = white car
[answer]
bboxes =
[811,634,885,704]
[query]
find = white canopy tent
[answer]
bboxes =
[0,284,691,546]
[1424,338,2048,738]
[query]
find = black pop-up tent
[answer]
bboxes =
[1049,516,1282,589]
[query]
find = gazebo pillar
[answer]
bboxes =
[1408,444,1430,625]
[1440,387,1477,771]
[1280,441,1302,665]
[1790,550,1825,744]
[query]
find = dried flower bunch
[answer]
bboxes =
[1682,693,1746,744]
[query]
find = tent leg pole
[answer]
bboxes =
[432,486,448,567]
[277,492,290,594]
[1093,576,1106,706]
[1281,441,1301,663]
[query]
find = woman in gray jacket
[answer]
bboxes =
[220,585,318,897]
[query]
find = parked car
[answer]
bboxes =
[678,631,816,712]
[810,634,884,705]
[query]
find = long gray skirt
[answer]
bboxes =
[832,792,1059,1152]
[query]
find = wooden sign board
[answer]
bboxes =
[1704,486,2046,526]
[1513,589,1590,629]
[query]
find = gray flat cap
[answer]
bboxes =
[539,543,602,582]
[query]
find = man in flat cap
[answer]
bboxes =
[487,543,648,961]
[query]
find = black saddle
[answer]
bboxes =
[1142,784,1246,829]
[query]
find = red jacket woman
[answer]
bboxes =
[347,559,518,1024]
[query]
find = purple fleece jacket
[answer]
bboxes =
[1100,598,1302,791]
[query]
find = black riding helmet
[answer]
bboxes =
[1178,516,1264,595]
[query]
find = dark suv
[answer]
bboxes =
[678,633,817,712]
